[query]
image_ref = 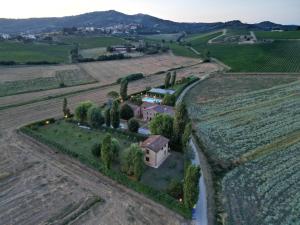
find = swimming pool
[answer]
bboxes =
[142,97,162,104]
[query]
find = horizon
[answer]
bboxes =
[1,0,300,25]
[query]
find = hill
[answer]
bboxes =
[0,10,298,34]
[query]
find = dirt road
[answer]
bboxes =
[0,62,221,225]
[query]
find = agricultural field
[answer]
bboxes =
[168,44,199,58]
[142,33,183,41]
[0,67,96,97]
[255,30,300,40]
[184,73,300,225]
[0,40,72,63]
[59,36,127,49]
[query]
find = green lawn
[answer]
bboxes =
[60,36,127,49]
[0,41,72,63]
[255,31,300,40]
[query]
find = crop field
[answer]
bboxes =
[190,32,300,72]
[223,139,300,225]
[0,68,96,97]
[184,74,300,225]
[0,41,72,63]
[59,36,127,49]
[143,33,183,41]
[168,44,199,58]
[255,30,300,40]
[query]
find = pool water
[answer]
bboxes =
[142,97,162,104]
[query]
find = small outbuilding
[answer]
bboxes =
[141,135,170,168]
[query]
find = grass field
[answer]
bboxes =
[0,41,72,63]
[184,74,300,225]
[255,31,300,40]
[143,33,183,41]
[0,69,96,97]
[60,36,127,49]
[168,44,199,58]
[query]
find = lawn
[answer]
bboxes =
[0,41,72,63]
[0,69,97,97]
[255,30,300,40]
[60,36,127,49]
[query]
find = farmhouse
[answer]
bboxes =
[127,103,142,118]
[141,102,174,121]
[141,135,170,168]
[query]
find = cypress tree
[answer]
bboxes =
[171,71,177,87]
[165,72,171,89]
[183,164,201,209]
[120,79,128,101]
[173,103,188,150]
[101,134,112,169]
[110,100,120,128]
[104,108,111,127]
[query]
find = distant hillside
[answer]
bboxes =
[0,10,298,34]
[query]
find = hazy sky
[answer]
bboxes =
[1,0,299,24]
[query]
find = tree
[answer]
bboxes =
[182,122,192,149]
[110,100,120,129]
[149,114,174,139]
[122,144,144,180]
[183,164,201,209]
[75,101,93,123]
[87,106,104,128]
[107,91,119,100]
[91,143,102,158]
[62,98,71,117]
[162,94,176,106]
[101,134,112,169]
[165,72,171,89]
[128,118,140,133]
[173,103,189,149]
[120,79,128,101]
[111,138,120,162]
[170,71,177,87]
[120,104,134,120]
[167,179,183,199]
[104,107,111,127]
[203,49,211,62]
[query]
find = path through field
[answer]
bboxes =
[208,29,227,44]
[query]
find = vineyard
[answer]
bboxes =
[223,140,300,225]
[188,80,300,163]
[255,30,300,40]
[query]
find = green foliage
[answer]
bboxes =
[101,134,112,169]
[128,118,140,133]
[104,107,111,127]
[162,94,176,106]
[120,104,134,120]
[111,138,120,162]
[183,164,201,209]
[182,122,192,149]
[117,73,144,84]
[107,91,119,99]
[110,101,120,128]
[255,31,300,40]
[171,72,177,87]
[120,79,129,100]
[149,114,174,140]
[165,72,171,89]
[203,49,211,62]
[129,95,143,106]
[91,143,102,158]
[75,101,93,123]
[122,144,144,180]
[167,179,183,199]
[87,106,104,128]
[173,103,189,149]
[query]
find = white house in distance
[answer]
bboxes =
[141,135,170,168]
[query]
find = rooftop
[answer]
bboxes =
[141,135,169,152]
[148,88,175,95]
[142,103,174,116]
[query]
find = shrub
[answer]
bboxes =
[75,101,94,123]
[167,179,183,199]
[117,73,144,84]
[183,164,201,209]
[120,104,134,120]
[91,143,102,158]
[128,118,140,133]
[162,94,176,106]
[149,114,174,140]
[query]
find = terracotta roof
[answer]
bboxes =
[143,104,174,116]
[141,102,156,108]
[141,135,169,152]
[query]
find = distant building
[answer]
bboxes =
[141,135,170,168]
[141,102,174,121]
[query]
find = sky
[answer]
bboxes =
[0,0,299,25]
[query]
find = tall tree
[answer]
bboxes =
[120,79,128,101]
[183,164,201,209]
[122,144,144,180]
[87,106,104,128]
[128,118,140,133]
[173,103,189,149]
[110,100,120,129]
[165,72,171,89]
[75,101,93,123]
[101,134,112,169]
[104,107,111,127]
[111,138,120,162]
[171,71,177,87]
[120,104,134,120]
[162,94,176,106]
[63,98,67,115]
[182,122,192,149]
[149,114,174,140]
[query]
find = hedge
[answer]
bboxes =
[20,124,191,219]
[116,73,144,84]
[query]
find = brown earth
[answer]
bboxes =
[0,58,221,225]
